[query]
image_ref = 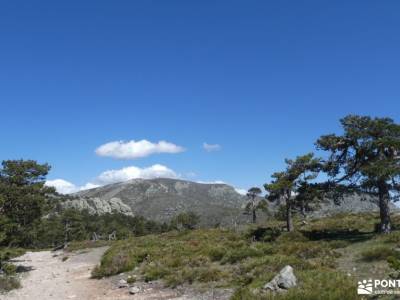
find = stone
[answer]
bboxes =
[264,265,297,292]
[129,286,140,294]
[118,279,128,288]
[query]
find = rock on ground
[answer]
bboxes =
[264,265,297,292]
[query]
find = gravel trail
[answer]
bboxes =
[2,247,112,300]
[2,247,232,300]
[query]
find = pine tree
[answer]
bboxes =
[316,115,400,233]
[265,153,321,232]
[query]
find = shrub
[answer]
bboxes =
[360,245,399,261]
[221,247,263,264]
[170,212,200,230]
[126,276,136,284]
[0,276,20,293]
[1,263,16,275]
[274,205,287,221]
[380,231,400,244]
[206,247,226,261]
[280,242,335,260]
[326,240,350,249]
[276,231,308,243]
[246,227,281,242]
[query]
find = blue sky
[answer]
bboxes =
[1,1,399,193]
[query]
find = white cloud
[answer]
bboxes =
[45,179,79,194]
[79,182,101,191]
[235,188,248,195]
[96,164,178,185]
[95,140,185,159]
[197,180,226,184]
[203,142,221,152]
[47,164,178,194]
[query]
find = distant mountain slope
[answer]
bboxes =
[63,178,248,226]
[61,178,397,226]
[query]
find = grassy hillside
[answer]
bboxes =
[91,212,400,299]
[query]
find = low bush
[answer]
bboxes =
[360,245,399,261]
[1,263,16,275]
[0,276,20,293]
[206,246,226,261]
[221,247,263,264]
[246,226,281,242]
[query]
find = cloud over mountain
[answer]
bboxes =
[46,164,178,194]
[45,179,79,194]
[95,164,178,185]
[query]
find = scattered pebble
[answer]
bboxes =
[129,286,140,294]
[118,279,128,288]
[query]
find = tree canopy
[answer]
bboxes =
[0,160,55,246]
[316,115,400,233]
[265,153,321,231]
[245,187,265,223]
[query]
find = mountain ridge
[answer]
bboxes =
[61,177,396,226]
[64,178,247,226]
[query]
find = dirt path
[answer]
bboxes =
[2,247,113,300]
[2,248,232,300]
[336,238,390,281]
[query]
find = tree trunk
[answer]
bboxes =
[378,181,391,234]
[300,198,306,219]
[252,207,256,224]
[286,196,294,232]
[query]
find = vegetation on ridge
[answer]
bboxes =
[92,212,400,299]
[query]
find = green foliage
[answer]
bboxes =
[0,160,170,250]
[206,246,226,261]
[91,224,345,294]
[316,115,400,233]
[91,229,245,280]
[221,247,263,264]
[360,245,399,261]
[31,209,170,248]
[245,187,267,223]
[265,153,322,232]
[0,160,55,247]
[232,270,358,300]
[170,212,200,230]
[380,231,400,243]
[0,248,24,293]
[0,248,25,272]
[126,275,136,284]
[387,256,400,270]
[304,212,378,233]
[274,205,287,221]
[1,263,16,275]
[0,276,20,293]
[246,226,281,242]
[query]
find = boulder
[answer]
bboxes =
[264,265,297,292]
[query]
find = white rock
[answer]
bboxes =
[129,286,140,294]
[264,265,297,292]
[118,279,128,288]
